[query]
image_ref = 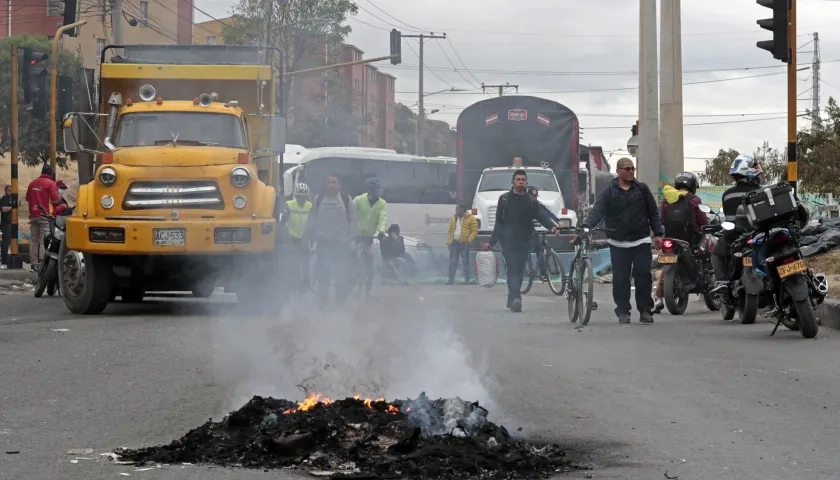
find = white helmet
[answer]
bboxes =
[293,183,310,196]
[729,154,761,183]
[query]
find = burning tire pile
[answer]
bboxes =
[118,393,577,479]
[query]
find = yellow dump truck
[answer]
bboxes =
[61,45,285,314]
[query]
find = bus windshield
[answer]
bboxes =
[478,170,558,192]
[114,112,248,149]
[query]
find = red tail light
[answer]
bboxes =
[663,240,673,248]
[747,238,753,244]
[782,256,796,264]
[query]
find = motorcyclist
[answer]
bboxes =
[710,154,762,294]
[653,172,708,312]
[354,177,388,299]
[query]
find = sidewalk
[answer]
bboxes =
[0,261,36,283]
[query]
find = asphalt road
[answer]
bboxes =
[1,281,838,480]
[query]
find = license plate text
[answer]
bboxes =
[777,259,806,278]
[154,228,185,247]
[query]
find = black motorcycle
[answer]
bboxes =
[34,204,73,298]
[657,204,721,315]
[717,221,769,324]
[730,183,828,338]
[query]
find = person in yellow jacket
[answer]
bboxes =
[283,183,313,291]
[447,203,478,284]
[354,178,388,298]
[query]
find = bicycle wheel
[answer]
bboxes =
[520,254,535,294]
[567,259,579,323]
[544,250,566,296]
[578,258,595,326]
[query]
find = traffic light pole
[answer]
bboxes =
[49,20,86,172]
[8,44,23,269]
[787,0,797,193]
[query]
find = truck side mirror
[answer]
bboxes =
[62,115,81,154]
[271,116,286,154]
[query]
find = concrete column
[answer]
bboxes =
[660,0,684,186]
[638,0,660,191]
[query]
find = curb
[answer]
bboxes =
[816,299,840,331]
[0,266,35,283]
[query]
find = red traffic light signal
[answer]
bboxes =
[21,48,49,104]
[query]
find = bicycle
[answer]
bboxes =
[565,227,603,326]
[497,232,565,295]
[351,235,376,296]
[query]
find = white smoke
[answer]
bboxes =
[204,290,500,418]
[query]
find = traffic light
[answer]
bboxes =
[32,73,48,119]
[631,121,638,136]
[22,48,49,104]
[390,29,401,65]
[756,0,790,63]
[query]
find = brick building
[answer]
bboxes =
[0,0,193,69]
[193,19,395,149]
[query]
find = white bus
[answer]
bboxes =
[283,147,457,248]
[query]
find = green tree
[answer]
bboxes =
[752,141,787,184]
[393,103,456,156]
[700,148,740,186]
[0,34,84,167]
[223,0,362,146]
[798,96,840,195]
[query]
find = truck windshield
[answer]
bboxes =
[478,171,559,192]
[114,112,247,149]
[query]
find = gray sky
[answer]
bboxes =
[195,0,840,171]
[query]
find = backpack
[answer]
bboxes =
[663,194,697,241]
[497,191,538,224]
[314,192,353,222]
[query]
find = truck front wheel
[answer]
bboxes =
[58,241,112,315]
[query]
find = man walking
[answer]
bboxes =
[305,174,357,305]
[282,183,313,291]
[485,170,560,312]
[583,158,663,324]
[446,203,478,285]
[26,164,61,272]
[1,185,12,268]
[354,178,388,299]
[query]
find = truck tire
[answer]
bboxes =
[59,241,112,315]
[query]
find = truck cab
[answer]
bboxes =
[471,166,578,249]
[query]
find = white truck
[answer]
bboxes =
[470,166,578,245]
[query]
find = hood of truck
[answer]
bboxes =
[113,146,248,167]
[472,190,577,231]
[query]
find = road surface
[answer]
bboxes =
[0,282,838,480]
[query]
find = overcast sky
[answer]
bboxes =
[194,0,840,171]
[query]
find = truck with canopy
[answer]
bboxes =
[60,44,286,314]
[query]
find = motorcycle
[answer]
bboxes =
[730,222,828,338]
[717,230,769,324]
[657,204,721,315]
[34,204,74,298]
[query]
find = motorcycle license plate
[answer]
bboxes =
[777,259,806,278]
[658,254,677,264]
[742,257,753,267]
[154,228,185,247]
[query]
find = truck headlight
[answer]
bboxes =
[99,167,117,186]
[233,195,247,209]
[231,166,250,187]
[101,195,114,209]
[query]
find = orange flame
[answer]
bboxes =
[282,393,402,415]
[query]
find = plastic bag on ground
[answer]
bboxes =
[474,251,498,288]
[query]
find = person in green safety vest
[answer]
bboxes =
[282,183,313,291]
[353,177,388,299]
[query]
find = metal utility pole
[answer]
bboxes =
[638,0,660,191]
[787,0,797,192]
[110,0,123,52]
[49,20,86,170]
[659,0,684,187]
[811,32,821,132]
[481,82,519,97]
[402,32,446,156]
[8,44,22,269]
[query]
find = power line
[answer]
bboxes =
[362,0,423,32]
[434,38,479,89]
[403,40,459,90]
[583,114,808,130]
[445,38,482,86]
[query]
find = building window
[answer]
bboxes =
[96,38,105,64]
[139,0,149,26]
[207,36,217,45]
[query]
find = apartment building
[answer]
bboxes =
[0,0,193,69]
[191,20,396,150]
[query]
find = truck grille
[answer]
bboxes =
[485,206,546,230]
[122,181,225,210]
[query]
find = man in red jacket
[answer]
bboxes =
[26,164,61,271]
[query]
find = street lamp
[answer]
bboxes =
[423,87,466,98]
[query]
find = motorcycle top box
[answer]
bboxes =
[743,182,798,230]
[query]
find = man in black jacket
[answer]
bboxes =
[583,158,664,324]
[486,170,560,312]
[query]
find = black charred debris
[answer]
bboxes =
[117,393,578,479]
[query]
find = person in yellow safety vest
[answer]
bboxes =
[353,177,388,299]
[282,183,313,291]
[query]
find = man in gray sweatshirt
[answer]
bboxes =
[305,173,357,305]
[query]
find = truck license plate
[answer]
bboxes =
[154,228,185,247]
[742,257,753,267]
[777,259,806,278]
[657,254,677,264]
